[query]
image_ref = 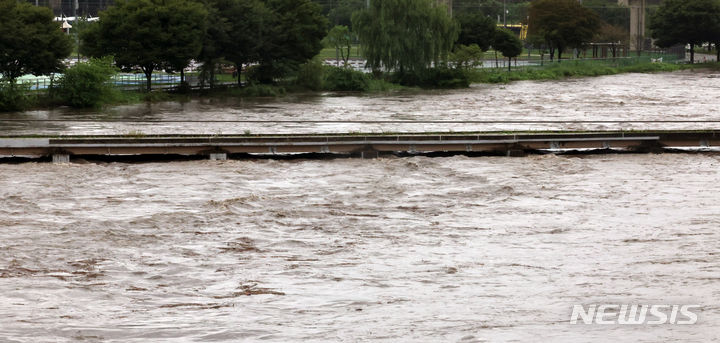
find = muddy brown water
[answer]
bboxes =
[1,155,719,342]
[1,70,720,135]
[1,72,720,342]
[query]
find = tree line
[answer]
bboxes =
[3,0,720,98]
[81,0,328,90]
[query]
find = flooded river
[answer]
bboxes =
[1,70,720,135]
[1,72,720,342]
[0,154,719,342]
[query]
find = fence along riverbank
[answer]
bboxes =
[16,52,683,94]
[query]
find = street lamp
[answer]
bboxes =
[503,0,506,27]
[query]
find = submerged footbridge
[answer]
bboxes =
[1,120,720,162]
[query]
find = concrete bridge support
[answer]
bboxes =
[618,0,646,51]
[209,153,227,161]
[52,154,70,163]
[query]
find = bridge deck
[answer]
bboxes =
[0,131,719,161]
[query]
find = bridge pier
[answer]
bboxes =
[209,153,227,160]
[52,154,70,163]
[361,151,379,159]
[506,149,527,157]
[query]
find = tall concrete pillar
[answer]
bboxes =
[618,0,646,51]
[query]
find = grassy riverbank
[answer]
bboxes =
[467,60,690,84]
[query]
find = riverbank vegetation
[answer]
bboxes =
[468,59,688,84]
[4,0,720,112]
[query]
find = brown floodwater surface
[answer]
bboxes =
[0,154,719,342]
[1,71,720,342]
[1,70,720,135]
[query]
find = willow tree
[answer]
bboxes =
[352,0,458,75]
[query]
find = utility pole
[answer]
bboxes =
[74,0,79,62]
[638,0,645,55]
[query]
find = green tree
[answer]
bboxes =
[82,0,207,91]
[450,44,484,69]
[208,0,274,86]
[493,28,523,71]
[352,0,458,75]
[528,0,601,61]
[583,0,630,29]
[323,25,354,67]
[196,0,229,89]
[0,0,72,84]
[594,23,629,58]
[477,0,503,20]
[649,0,720,64]
[253,0,328,83]
[455,12,497,51]
[55,57,118,108]
[328,0,365,27]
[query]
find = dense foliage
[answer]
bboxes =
[352,0,458,75]
[493,28,523,71]
[649,0,720,63]
[54,57,118,108]
[0,0,71,83]
[323,66,370,91]
[255,0,329,83]
[451,44,484,69]
[455,12,497,51]
[0,81,30,112]
[81,0,208,90]
[202,0,274,87]
[323,25,354,67]
[328,0,365,27]
[528,0,601,61]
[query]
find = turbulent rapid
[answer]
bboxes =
[1,71,720,342]
[1,70,720,135]
[0,154,719,342]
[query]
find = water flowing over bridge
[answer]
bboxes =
[1,123,719,162]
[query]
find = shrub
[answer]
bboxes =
[367,78,406,92]
[323,66,370,91]
[295,58,324,91]
[239,84,286,97]
[0,81,31,112]
[246,64,286,85]
[392,67,470,88]
[54,57,118,108]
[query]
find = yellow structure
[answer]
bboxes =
[497,24,529,40]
